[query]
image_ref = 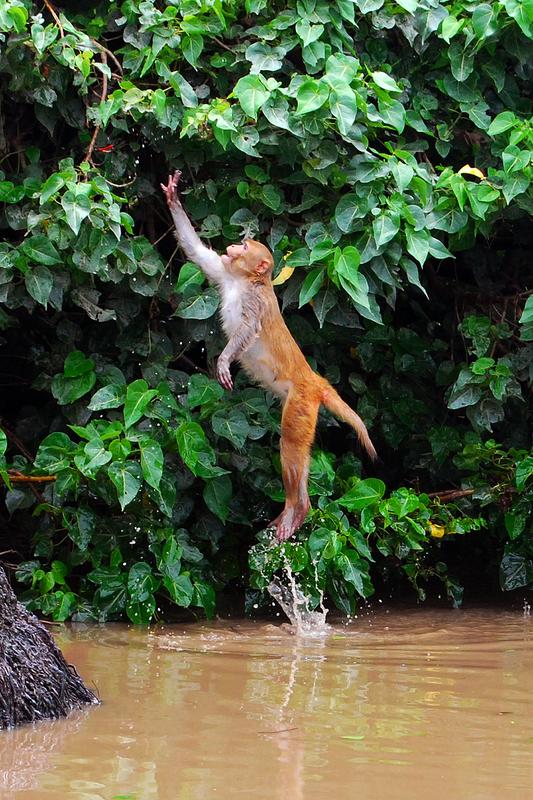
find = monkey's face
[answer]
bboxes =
[221,241,251,273]
[222,240,273,277]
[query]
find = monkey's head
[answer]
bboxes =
[221,239,274,279]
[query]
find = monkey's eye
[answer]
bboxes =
[243,241,248,251]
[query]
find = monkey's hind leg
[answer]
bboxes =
[272,391,319,542]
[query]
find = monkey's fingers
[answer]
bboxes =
[216,362,233,391]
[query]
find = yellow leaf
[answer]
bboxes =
[429,523,445,538]
[272,266,295,286]
[457,164,486,180]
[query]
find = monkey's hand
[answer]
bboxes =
[160,170,182,208]
[216,357,233,391]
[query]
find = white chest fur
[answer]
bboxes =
[219,276,244,337]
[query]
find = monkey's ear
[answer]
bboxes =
[255,259,271,275]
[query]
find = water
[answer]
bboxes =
[268,562,329,635]
[1,608,533,800]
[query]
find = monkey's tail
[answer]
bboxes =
[321,386,377,461]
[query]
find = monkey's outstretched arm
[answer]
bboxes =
[216,287,265,390]
[161,171,224,284]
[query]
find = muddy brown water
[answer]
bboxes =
[1,608,532,800]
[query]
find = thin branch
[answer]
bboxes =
[43,0,64,38]
[92,40,123,76]
[427,489,475,502]
[83,50,108,166]
[7,471,56,483]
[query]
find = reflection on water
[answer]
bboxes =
[1,609,533,800]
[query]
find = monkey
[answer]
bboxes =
[161,170,376,541]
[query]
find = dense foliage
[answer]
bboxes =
[0,0,531,622]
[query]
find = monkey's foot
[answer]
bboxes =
[272,500,310,542]
[160,170,182,207]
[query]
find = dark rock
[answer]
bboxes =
[0,565,99,729]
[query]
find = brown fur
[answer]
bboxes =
[161,172,376,541]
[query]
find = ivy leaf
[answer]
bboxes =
[187,374,224,409]
[338,478,386,511]
[245,42,286,73]
[64,350,95,377]
[61,190,91,234]
[182,33,204,66]
[335,193,369,232]
[175,287,219,319]
[372,214,400,248]
[329,85,357,135]
[51,371,96,405]
[138,436,164,490]
[487,111,517,136]
[203,474,232,521]
[124,379,158,429]
[515,456,533,492]
[405,227,430,265]
[295,21,324,47]
[299,268,325,307]
[371,71,401,93]
[88,384,126,411]
[21,235,61,266]
[25,266,53,308]
[193,581,216,618]
[211,409,250,449]
[233,74,270,119]
[295,80,330,115]
[108,461,142,510]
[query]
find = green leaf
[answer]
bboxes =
[124,379,158,429]
[182,33,204,66]
[128,562,158,602]
[203,474,232,521]
[175,287,219,319]
[335,194,369,232]
[21,235,61,266]
[51,371,96,405]
[296,20,324,47]
[88,384,126,411]
[338,478,386,510]
[233,74,270,119]
[329,85,357,135]
[74,437,112,477]
[25,266,53,308]
[108,461,142,510]
[126,595,156,623]
[138,436,164,490]
[299,268,325,307]
[187,374,224,408]
[405,227,430,265]
[34,432,76,472]
[519,296,533,326]
[502,0,533,38]
[295,80,330,115]
[245,42,286,73]
[516,456,533,492]
[371,71,401,93]
[336,552,366,596]
[176,262,204,292]
[487,111,517,136]
[372,214,400,248]
[193,581,216,618]
[64,350,95,377]
[40,174,64,204]
[61,190,91,235]
[0,428,6,459]
[211,409,250,449]
[164,573,194,606]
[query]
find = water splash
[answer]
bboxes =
[268,561,329,636]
